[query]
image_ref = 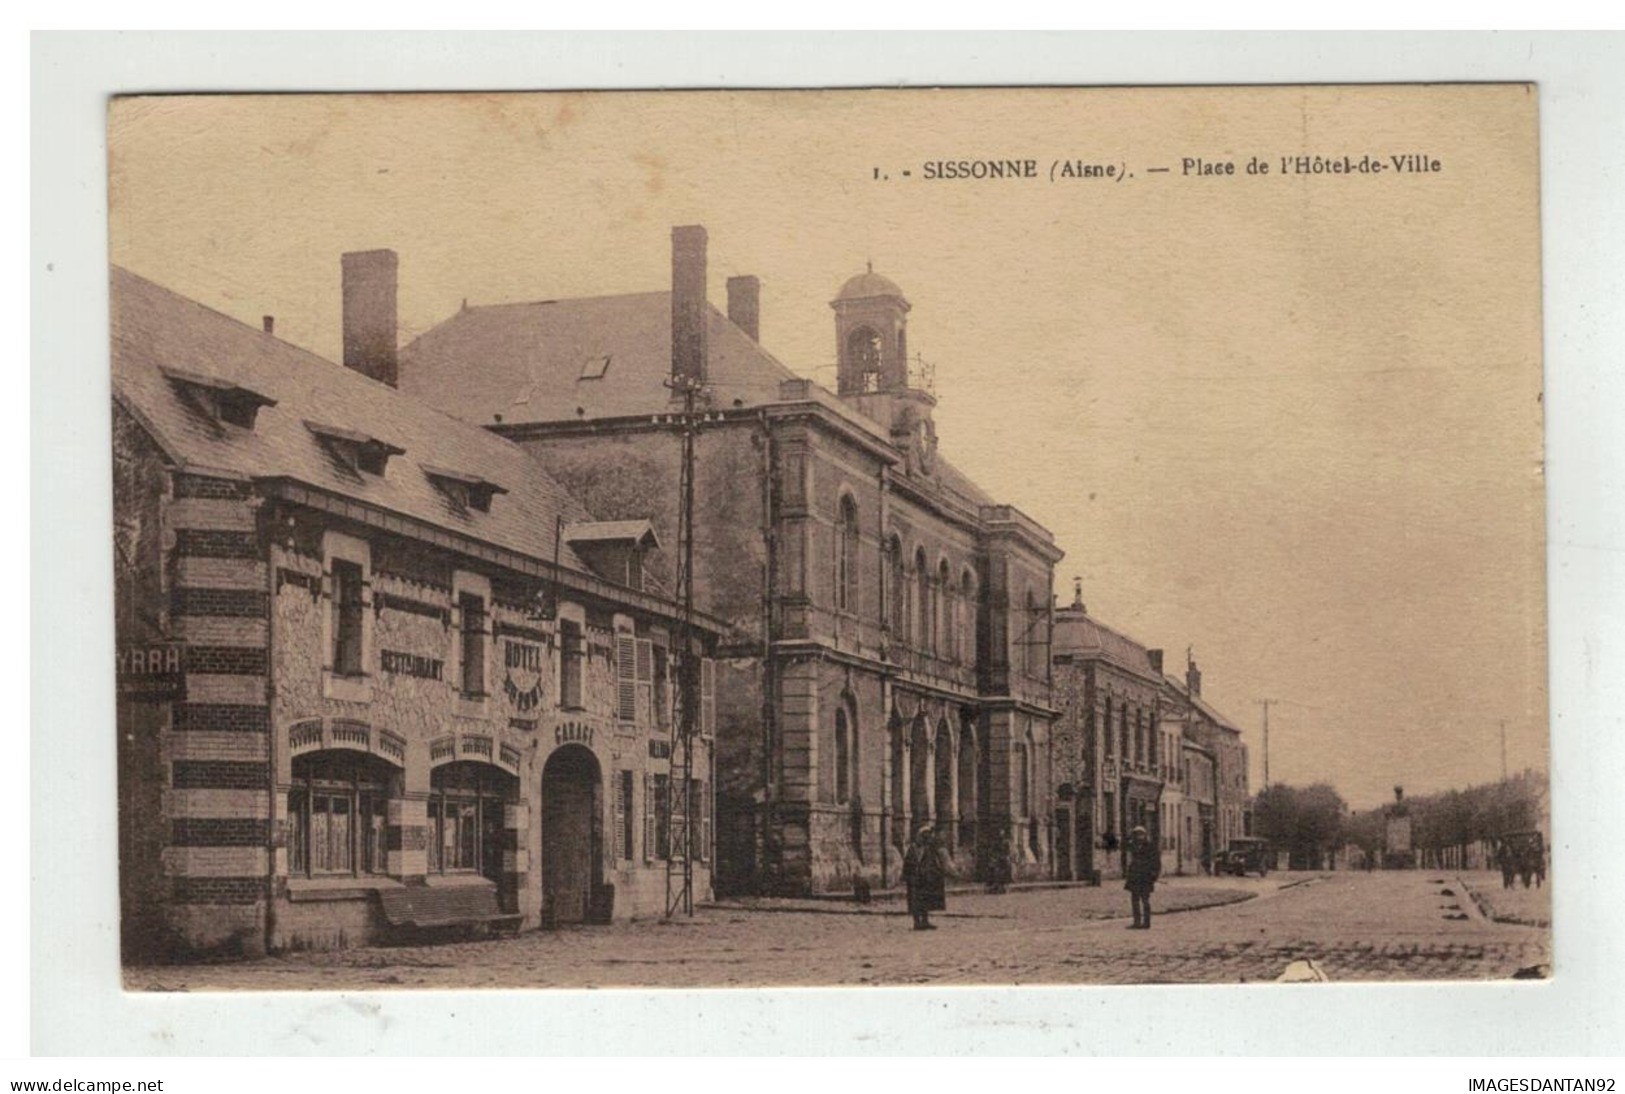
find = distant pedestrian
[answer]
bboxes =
[1124,825,1161,929]
[903,823,950,930]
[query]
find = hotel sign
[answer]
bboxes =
[117,643,186,702]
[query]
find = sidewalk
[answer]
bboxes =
[707,874,1289,919]
[1454,869,1551,928]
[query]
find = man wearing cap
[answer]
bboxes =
[903,823,950,930]
[1124,824,1161,929]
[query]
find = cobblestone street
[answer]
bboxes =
[130,870,1549,991]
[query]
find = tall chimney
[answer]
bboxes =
[671,226,708,390]
[1148,648,1164,675]
[1186,659,1202,697]
[726,275,761,341]
[262,315,275,335]
[342,249,399,387]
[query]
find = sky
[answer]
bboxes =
[107,86,1546,808]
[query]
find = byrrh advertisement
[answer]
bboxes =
[105,85,1546,992]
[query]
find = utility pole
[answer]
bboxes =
[1258,699,1277,788]
[664,372,703,919]
[1500,719,1508,781]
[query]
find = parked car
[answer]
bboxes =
[1218,837,1271,877]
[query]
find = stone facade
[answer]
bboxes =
[1050,595,1166,883]
[400,228,1064,896]
[113,268,720,960]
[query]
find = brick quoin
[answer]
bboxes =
[171,587,270,619]
[184,645,269,676]
[173,474,252,500]
[174,529,260,559]
[171,760,268,790]
[169,877,262,905]
[172,703,270,733]
[171,817,268,846]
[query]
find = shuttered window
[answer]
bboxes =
[615,632,637,722]
[636,638,654,726]
[642,772,656,862]
[701,658,716,736]
[613,770,630,862]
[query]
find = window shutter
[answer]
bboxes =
[642,772,655,863]
[613,771,627,862]
[698,779,712,863]
[701,658,716,737]
[616,632,637,721]
[636,638,654,726]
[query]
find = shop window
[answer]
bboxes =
[459,593,487,697]
[330,559,365,677]
[559,618,584,710]
[286,751,393,879]
[427,761,512,879]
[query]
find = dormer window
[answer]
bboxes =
[305,420,404,477]
[563,520,661,591]
[161,366,277,431]
[421,464,508,514]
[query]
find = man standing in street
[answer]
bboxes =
[1125,824,1161,929]
[903,824,949,930]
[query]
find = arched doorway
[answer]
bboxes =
[542,744,602,925]
[909,714,930,831]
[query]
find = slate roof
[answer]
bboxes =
[1052,606,1161,682]
[1162,674,1245,734]
[398,290,999,513]
[398,292,800,425]
[111,266,595,573]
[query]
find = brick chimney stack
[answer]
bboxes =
[262,315,275,335]
[727,275,761,341]
[1148,648,1164,675]
[671,226,709,390]
[341,249,399,387]
[1187,658,1202,697]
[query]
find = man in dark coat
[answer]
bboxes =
[903,824,949,930]
[1124,824,1161,929]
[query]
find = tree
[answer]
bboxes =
[1251,782,1348,868]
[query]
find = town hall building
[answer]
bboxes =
[398,226,1064,896]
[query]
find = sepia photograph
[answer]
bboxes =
[101,83,1553,994]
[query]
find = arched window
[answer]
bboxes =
[958,569,976,667]
[887,535,906,638]
[287,750,397,878]
[957,719,978,851]
[889,710,906,848]
[428,761,518,879]
[847,326,883,393]
[936,559,951,659]
[1016,739,1031,818]
[1021,587,1037,676]
[910,713,930,829]
[933,718,954,845]
[915,548,930,654]
[834,707,850,805]
[836,494,860,613]
[1103,697,1114,758]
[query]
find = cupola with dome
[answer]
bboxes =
[830,262,937,474]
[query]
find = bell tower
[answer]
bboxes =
[831,265,937,470]
[832,263,911,396]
